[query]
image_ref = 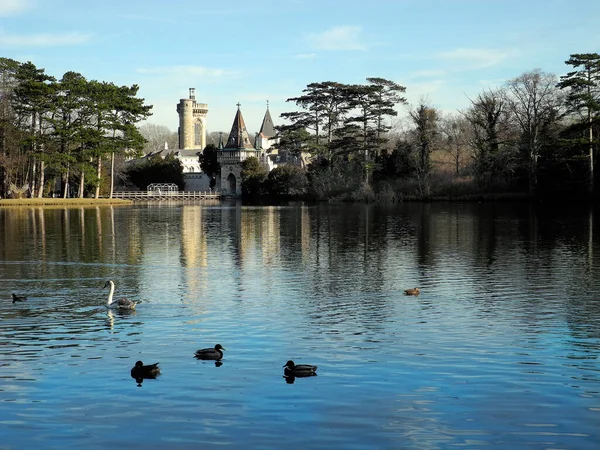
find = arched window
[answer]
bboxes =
[227,173,236,194]
[194,122,202,146]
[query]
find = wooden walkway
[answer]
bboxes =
[107,191,222,200]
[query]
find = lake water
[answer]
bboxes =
[1,201,599,449]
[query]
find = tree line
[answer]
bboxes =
[0,58,152,199]
[3,53,600,202]
[239,53,599,202]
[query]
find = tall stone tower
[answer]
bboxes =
[176,88,208,150]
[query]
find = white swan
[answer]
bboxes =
[104,280,138,310]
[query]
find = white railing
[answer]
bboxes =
[106,191,221,200]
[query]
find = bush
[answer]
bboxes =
[125,154,185,190]
[265,165,308,196]
[307,160,364,201]
[241,156,268,198]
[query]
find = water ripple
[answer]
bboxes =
[1,203,600,448]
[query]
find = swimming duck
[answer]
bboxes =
[404,287,420,296]
[194,344,225,360]
[130,361,160,379]
[12,293,27,303]
[104,280,138,309]
[283,360,318,377]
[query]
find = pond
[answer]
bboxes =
[1,201,599,449]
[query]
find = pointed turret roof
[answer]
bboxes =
[224,104,254,150]
[259,106,276,138]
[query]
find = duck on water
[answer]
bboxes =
[12,293,27,303]
[195,344,226,360]
[131,361,160,380]
[283,360,318,377]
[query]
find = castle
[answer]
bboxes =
[172,88,278,196]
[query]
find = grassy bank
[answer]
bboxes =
[0,198,133,207]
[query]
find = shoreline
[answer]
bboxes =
[0,198,133,207]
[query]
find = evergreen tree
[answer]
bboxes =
[281,81,349,156]
[272,126,311,166]
[0,58,21,197]
[47,71,89,198]
[341,83,380,176]
[366,77,407,149]
[126,153,184,190]
[97,82,152,198]
[198,143,220,189]
[241,156,267,198]
[557,53,600,194]
[341,80,405,182]
[409,102,440,179]
[266,165,308,196]
[12,61,56,197]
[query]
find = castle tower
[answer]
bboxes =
[255,103,279,171]
[224,103,254,150]
[217,104,260,196]
[176,88,208,150]
[256,103,276,151]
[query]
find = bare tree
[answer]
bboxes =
[440,114,471,175]
[506,69,564,195]
[206,131,228,147]
[138,123,177,154]
[462,89,517,187]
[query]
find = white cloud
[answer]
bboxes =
[295,53,317,60]
[404,80,447,105]
[0,0,33,16]
[305,26,367,51]
[0,30,92,47]
[137,65,236,79]
[477,78,509,87]
[407,69,447,80]
[436,48,514,69]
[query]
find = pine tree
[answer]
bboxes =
[557,53,600,194]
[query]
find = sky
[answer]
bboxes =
[2,0,600,136]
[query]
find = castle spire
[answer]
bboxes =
[259,103,275,138]
[224,104,254,149]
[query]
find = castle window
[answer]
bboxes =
[194,123,202,146]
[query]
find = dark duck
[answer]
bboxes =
[283,360,318,377]
[130,361,161,380]
[195,344,225,360]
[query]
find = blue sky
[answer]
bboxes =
[2,0,600,135]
